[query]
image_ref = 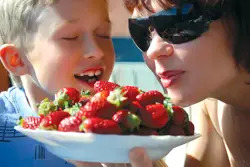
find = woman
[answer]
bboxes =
[74,0,250,166]
[124,0,250,167]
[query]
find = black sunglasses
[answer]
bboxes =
[128,3,222,52]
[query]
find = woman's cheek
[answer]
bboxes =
[143,54,156,73]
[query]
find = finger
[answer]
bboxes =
[67,160,103,167]
[102,163,131,167]
[129,147,153,167]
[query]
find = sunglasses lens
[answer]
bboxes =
[129,19,150,52]
[153,16,210,44]
[128,3,220,51]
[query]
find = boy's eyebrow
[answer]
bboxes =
[65,18,80,23]
[53,17,112,34]
[64,17,111,24]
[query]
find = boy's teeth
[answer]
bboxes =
[76,69,103,77]
[88,71,95,77]
[95,70,102,76]
[88,78,96,83]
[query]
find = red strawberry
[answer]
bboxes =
[129,101,144,114]
[54,88,80,108]
[39,110,70,130]
[112,110,141,132]
[168,124,185,136]
[135,127,158,136]
[138,103,169,129]
[94,81,120,93]
[136,90,165,106]
[58,116,82,132]
[184,121,195,136]
[79,117,122,134]
[121,86,141,102]
[76,92,116,120]
[19,116,42,130]
[172,106,189,127]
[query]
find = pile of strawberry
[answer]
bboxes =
[19,81,194,136]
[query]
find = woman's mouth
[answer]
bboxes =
[157,70,185,88]
[74,68,103,87]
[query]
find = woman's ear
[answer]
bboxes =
[0,44,29,76]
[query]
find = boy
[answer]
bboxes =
[0,0,115,166]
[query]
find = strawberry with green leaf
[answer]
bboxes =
[39,110,70,130]
[54,88,80,109]
[37,98,56,116]
[64,103,81,116]
[76,91,117,120]
[107,88,128,109]
[112,110,141,133]
[19,116,42,130]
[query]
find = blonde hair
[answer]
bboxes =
[0,0,57,88]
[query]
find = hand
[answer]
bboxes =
[129,147,153,167]
[68,147,154,167]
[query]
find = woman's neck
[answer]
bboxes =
[213,73,250,111]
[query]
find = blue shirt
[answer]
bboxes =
[0,87,74,167]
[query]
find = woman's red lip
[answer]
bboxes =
[157,71,185,79]
[160,71,185,88]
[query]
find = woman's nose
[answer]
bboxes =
[146,32,174,60]
[83,34,104,59]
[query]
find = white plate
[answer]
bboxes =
[14,126,200,163]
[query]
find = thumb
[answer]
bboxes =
[129,147,153,167]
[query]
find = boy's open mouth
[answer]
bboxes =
[74,69,103,84]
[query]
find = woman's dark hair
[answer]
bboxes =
[123,0,250,73]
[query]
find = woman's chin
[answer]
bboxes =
[169,94,195,107]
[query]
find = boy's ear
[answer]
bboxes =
[0,44,29,76]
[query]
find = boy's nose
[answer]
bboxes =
[146,32,174,60]
[83,35,104,59]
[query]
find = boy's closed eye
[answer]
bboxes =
[62,32,111,41]
[62,36,79,41]
[95,22,112,39]
[61,28,111,41]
